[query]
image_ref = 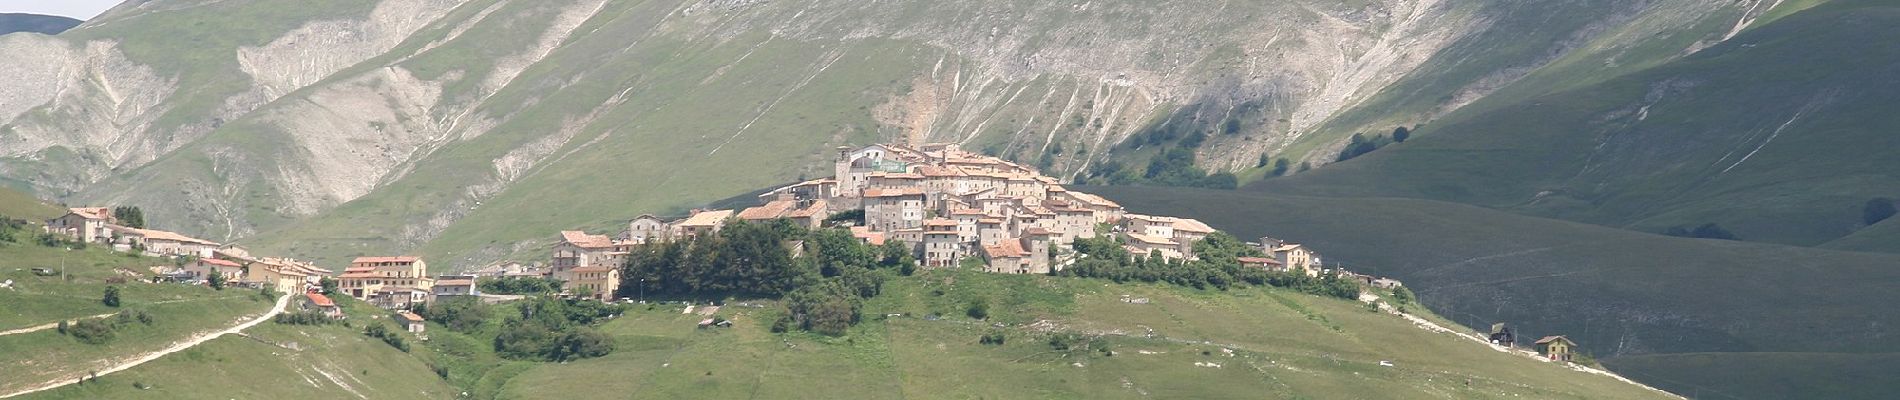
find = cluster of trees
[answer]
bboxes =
[363,323,410,352]
[477,276,563,295]
[1057,234,1360,300]
[1086,148,1238,189]
[490,297,621,361]
[1662,223,1738,240]
[413,296,493,333]
[59,310,155,345]
[273,311,336,325]
[112,206,146,229]
[1332,127,1412,163]
[0,215,24,243]
[617,220,910,336]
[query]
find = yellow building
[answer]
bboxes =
[339,256,434,305]
[1535,335,1577,362]
[566,265,620,301]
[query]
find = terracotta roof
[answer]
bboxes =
[869,171,924,179]
[1534,335,1571,345]
[916,165,965,177]
[200,258,241,268]
[977,218,1004,225]
[849,226,887,245]
[353,256,420,264]
[786,200,828,218]
[134,228,220,246]
[862,187,925,198]
[1272,244,1305,253]
[396,311,425,322]
[1063,191,1122,209]
[675,209,734,227]
[983,240,1028,258]
[1170,218,1215,233]
[68,207,111,220]
[1237,257,1283,265]
[738,200,798,220]
[559,231,615,248]
[304,293,336,307]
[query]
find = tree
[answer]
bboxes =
[1223,118,1242,135]
[112,206,145,229]
[1864,198,1897,226]
[1270,158,1290,177]
[1392,126,1411,143]
[319,276,339,295]
[207,269,227,290]
[102,286,121,307]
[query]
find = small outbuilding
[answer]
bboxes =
[300,293,343,318]
[394,311,426,334]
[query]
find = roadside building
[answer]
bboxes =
[623,214,670,244]
[1534,336,1577,362]
[395,311,426,334]
[299,293,343,319]
[672,209,734,240]
[45,207,115,243]
[920,218,962,268]
[183,258,244,283]
[338,256,434,304]
[567,265,620,301]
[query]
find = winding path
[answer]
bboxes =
[0,313,117,338]
[1355,293,1685,399]
[0,294,291,399]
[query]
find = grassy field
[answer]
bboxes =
[20,313,458,399]
[1082,184,1900,399]
[427,269,1670,399]
[0,239,275,394]
[1601,352,1900,400]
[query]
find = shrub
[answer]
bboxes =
[69,319,117,344]
[965,298,990,320]
[102,286,122,307]
[979,331,1007,345]
[273,311,335,325]
[364,323,410,352]
[57,320,69,335]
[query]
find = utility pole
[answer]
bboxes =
[639,278,646,303]
[62,246,70,282]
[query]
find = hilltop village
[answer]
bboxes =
[538,143,1391,300]
[37,142,1388,307]
[27,142,1622,371]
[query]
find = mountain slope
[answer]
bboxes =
[0,0,1784,269]
[1085,185,1900,400]
[0,13,81,36]
[1255,0,1900,252]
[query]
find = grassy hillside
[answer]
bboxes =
[20,322,458,399]
[0,186,60,221]
[0,13,82,36]
[1255,0,1900,252]
[1082,185,1900,399]
[0,235,275,395]
[3,266,1674,399]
